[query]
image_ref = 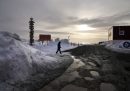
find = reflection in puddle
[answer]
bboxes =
[67,56,85,72]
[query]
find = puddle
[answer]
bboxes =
[66,56,85,72]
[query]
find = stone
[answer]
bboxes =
[90,71,100,77]
[83,65,93,70]
[88,56,102,66]
[88,62,96,66]
[40,86,54,91]
[100,83,117,91]
[84,77,94,81]
[57,71,81,82]
[102,64,112,72]
[61,84,88,91]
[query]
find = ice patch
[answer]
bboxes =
[105,40,130,53]
[69,56,85,70]
[84,77,94,81]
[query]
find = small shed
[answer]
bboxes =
[108,26,130,40]
[39,34,51,44]
[107,26,130,48]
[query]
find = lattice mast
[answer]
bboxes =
[29,18,35,46]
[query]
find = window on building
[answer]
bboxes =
[119,30,125,35]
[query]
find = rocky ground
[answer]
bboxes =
[39,45,130,91]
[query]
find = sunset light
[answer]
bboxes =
[77,24,96,31]
[0,0,130,90]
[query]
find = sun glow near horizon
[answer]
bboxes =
[34,23,106,44]
[76,24,96,31]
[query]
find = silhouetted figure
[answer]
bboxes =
[56,41,62,54]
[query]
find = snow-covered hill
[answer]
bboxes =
[0,31,73,91]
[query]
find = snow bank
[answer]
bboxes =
[105,40,130,53]
[0,31,73,91]
[33,40,76,55]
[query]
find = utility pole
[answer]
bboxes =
[29,18,35,46]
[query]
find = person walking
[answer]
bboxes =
[56,41,62,54]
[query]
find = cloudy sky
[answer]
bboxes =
[0,0,130,43]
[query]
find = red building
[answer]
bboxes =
[108,26,130,40]
[39,34,51,41]
[113,26,130,40]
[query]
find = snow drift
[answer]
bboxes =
[104,40,130,53]
[0,31,73,91]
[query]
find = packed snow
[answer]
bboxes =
[102,40,130,53]
[0,31,74,91]
[33,39,76,55]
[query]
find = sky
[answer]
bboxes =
[0,0,130,44]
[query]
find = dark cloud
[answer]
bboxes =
[36,30,71,35]
[56,11,130,29]
[42,11,130,30]
[83,12,130,28]
[0,0,130,40]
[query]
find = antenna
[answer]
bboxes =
[68,33,71,40]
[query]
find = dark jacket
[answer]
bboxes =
[57,42,61,49]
